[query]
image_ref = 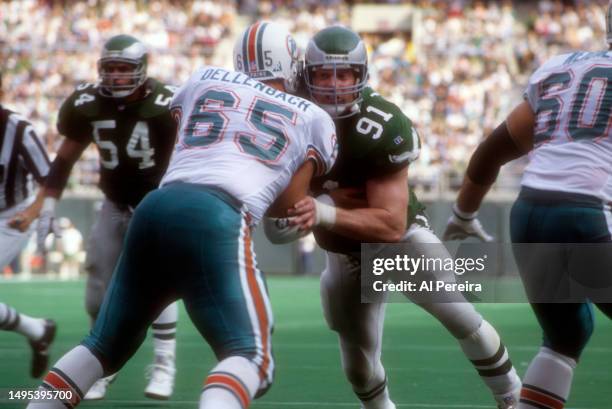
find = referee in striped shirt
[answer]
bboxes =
[0,70,51,267]
[0,70,57,379]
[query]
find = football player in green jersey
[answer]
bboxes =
[287,26,521,409]
[14,34,179,400]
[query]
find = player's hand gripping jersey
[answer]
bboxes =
[311,87,425,253]
[57,79,176,207]
[523,51,612,201]
[162,66,337,222]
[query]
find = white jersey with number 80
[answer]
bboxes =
[523,51,612,200]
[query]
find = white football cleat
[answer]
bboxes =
[84,374,117,400]
[145,354,176,400]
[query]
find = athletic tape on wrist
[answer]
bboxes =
[314,195,336,228]
[42,197,57,213]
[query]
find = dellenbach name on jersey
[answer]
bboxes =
[199,67,312,113]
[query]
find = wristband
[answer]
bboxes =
[314,194,336,228]
[42,197,57,213]
[452,203,477,221]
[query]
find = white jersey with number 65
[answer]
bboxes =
[161,65,337,222]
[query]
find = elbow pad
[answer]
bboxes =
[263,217,308,244]
[466,121,525,186]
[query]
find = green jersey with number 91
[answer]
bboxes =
[57,79,176,207]
[311,87,426,254]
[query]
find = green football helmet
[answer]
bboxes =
[98,34,148,98]
[304,26,368,118]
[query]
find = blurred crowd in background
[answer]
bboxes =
[1,0,609,197]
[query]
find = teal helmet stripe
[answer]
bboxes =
[233,21,299,92]
[256,22,269,70]
[241,21,266,73]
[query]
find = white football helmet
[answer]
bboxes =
[233,21,300,93]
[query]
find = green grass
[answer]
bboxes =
[0,277,611,409]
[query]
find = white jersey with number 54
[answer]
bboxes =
[161,65,337,222]
[523,51,612,200]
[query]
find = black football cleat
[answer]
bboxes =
[29,319,57,378]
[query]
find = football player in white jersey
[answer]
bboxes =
[444,3,612,408]
[27,22,337,409]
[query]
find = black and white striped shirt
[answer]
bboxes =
[0,105,50,210]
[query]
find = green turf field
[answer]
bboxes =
[0,277,610,409]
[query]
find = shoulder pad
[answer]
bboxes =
[138,79,176,115]
[150,79,178,97]
[352,89,421,169]
[357,89,415,145]
[60,83,100,117]
[528,53,575,84]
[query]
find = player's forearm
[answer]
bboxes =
[29,189,47,215]
[267,161,315,218]
[15,188,47,221]
[459,120,526,212]
[455,176,491,214]
[42,138,87,199]
[43,156,76,199]
[41,186,63,200]
[331,207,407,242]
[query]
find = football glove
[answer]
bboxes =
[443,204,494,242]
[36,198,61,253]
[264,216,308,244]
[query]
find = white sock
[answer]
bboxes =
[0,303,45,340]
[27,345,104,408]
[459,320,521,396]
[152,302,177,359]
[200,356,260,409]
[518,347,576,409]
[17,314,46,340]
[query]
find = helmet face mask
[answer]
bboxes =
[305,62,367,119]
[233,21,300,93]
[305,26,368,118]
[98,35,148,98]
